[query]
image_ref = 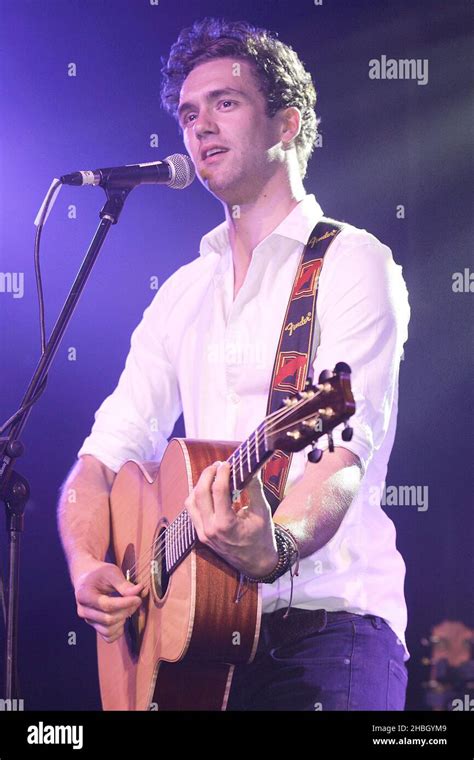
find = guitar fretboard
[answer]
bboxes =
[164,420,272,574]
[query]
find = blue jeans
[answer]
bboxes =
[227,608,408,711]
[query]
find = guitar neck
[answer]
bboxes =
[226,420,274,494]
[164,423,274,576]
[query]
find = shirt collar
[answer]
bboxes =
[198,194,324,257]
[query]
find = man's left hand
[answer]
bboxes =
[184,460,278,578]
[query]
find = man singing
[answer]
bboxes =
[58,18,410,710]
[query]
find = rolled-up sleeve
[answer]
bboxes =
[312,230,410,472]
[77,273,183,473]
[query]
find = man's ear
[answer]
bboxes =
[280,106,301,147]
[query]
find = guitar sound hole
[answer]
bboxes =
[151,526,170,600]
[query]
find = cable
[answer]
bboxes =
[0,179,61,437]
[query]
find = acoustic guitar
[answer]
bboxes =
[97,363,355,710]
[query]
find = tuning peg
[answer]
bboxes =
[301,377,316,396]
[342,422,353,442]
[308,444,323,464]
[334,362,351,375]
[286,430,301,440]
[3,439,24,458]
[318,369,333,383]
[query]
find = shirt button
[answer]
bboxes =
[228,391,240,404]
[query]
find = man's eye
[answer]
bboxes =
[181,100,235,127]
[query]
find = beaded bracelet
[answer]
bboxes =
[244,525,299,583]
[238,525,300,617]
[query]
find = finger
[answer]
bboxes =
[98,574,145,597]
[211,461,233,522]
[95,621,128,643]
[193,462,221,524]
[185,490,206,542]
[99,626,126,644]
[78,590,143,615]
[246,473,272,515]
[112,578,146,596]
[77,604,136,627]
[93,619,126,639]
[77,569,144,608]
[97,592,143,614]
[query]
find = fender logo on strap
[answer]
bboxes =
[308,229,339,247]
[262,451,291,499]
[274,352,308,392]
[292,259,323,299]
[285,311,312,337]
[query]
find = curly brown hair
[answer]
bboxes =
[160,18,319,178]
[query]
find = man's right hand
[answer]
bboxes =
[74,561,145,644]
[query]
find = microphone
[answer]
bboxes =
[60,153,195,190]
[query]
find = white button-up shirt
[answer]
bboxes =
[78,194,410,656]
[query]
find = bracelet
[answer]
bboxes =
[238,525,300,617]
[244,525,299,584]
[236,525,299,619]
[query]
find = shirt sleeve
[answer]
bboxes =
[77,272,183,473]
[311,228,410,472]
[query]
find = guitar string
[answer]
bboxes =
[123,390,322,586]
[128,401,333,588]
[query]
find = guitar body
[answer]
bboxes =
[97,438,262,711]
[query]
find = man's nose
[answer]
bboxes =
[194,108,218,137]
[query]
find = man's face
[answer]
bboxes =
[178,58,283,204]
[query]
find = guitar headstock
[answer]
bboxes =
[265,362,356,454]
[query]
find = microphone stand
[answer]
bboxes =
[0,183,132,701]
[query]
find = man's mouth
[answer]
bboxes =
[201,147,229,163]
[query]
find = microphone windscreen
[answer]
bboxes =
[165,154,195,190]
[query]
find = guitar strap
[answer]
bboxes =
[261,217,344,516]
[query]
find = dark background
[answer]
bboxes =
[0,0,472,711]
